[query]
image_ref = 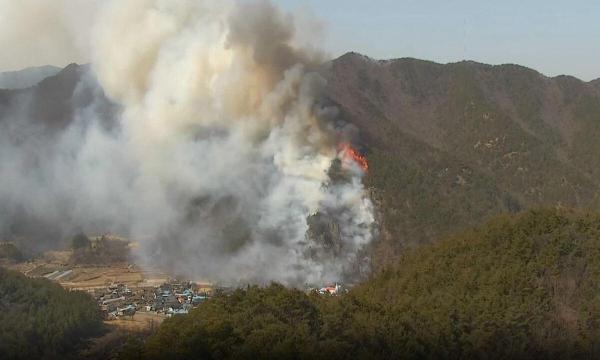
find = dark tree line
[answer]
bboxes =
[121,209,600,359]
[0,267,103,360]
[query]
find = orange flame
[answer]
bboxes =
[338,142,368,172]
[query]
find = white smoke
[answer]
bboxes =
[0,0,98,71]
[0,0,374,285]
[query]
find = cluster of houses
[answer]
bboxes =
[316,283,346,295]
[93,280,349,320]
[95,281,212,319]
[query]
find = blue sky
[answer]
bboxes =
[279,0,600,81]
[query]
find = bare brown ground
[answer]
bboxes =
[107,311,166,332]
[79,312,166,359]
[2,259,171,290]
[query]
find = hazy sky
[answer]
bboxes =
[280,0,600,81]
[1,1,597,81]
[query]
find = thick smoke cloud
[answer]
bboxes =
[0,0,98,71]
[0,0,374,285]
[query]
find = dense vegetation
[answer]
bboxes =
[0,267,103,359]
[326,53,600,267]
[124,209,600,359]
[4,56,600,359]
[336,208,600,358]
[0,243,23,261]
[70,234,130,264]
[71,233,92,249]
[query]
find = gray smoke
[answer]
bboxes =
[0,65,60,89]
[0,0,374,285]
[0,0,97,71]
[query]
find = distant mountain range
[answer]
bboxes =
[0,65,61,89]
[0,63,114,130]
[2,54,600,267]
[0,63,115,251]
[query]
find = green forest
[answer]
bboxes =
[5,208,600,358]
[116,208,600,359]
[0,268,103,359]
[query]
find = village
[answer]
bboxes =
[93,279,213,320]
[90,279,346,321]
[1,236,349,325]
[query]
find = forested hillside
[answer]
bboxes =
[0,268,103,359]
[122,209,600,359]
[325,53,600,266]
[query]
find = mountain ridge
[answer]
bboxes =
[337,51,600,84]
[2,56,600,267]
[324,52,600,265]
[0,65,61,90]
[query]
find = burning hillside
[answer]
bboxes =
[338,142,369,172]
[0,0,375,286]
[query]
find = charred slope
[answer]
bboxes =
[325,52,600,266]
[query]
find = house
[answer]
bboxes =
[319,283,342,295]
[102,296,126,305]
[117,304,136,317]
[167,308,188,316]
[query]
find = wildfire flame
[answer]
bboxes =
[338,142,368,172]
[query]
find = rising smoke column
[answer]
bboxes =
[0,0,375,285]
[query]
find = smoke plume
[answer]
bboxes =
[0,0,374,285]
[0,0,98,71]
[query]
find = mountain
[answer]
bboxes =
[324,52,600,266]
[3,57,600,267]
[0,63,116,251]
[0,63,117,130]
[0,65,60,89]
